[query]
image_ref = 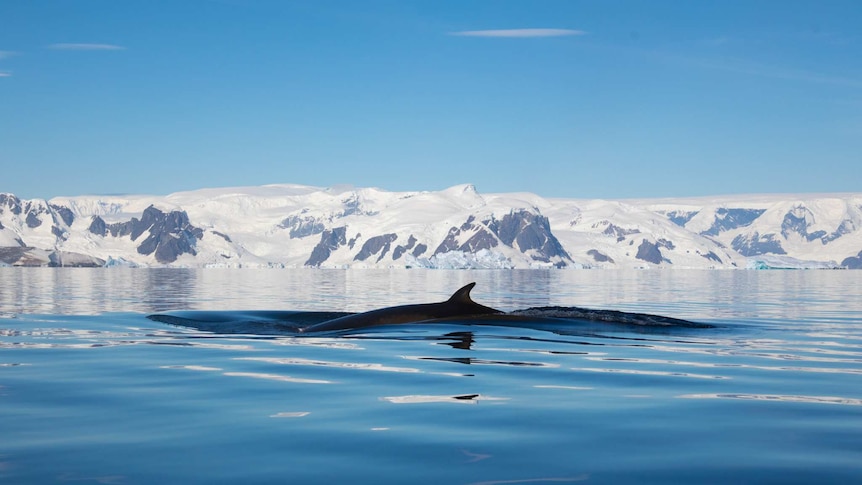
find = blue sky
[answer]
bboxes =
[1,1,860,200]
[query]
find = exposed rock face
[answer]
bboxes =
[601,223,641,241]
[281,215,325,239]
[636,239,671,265]
[25,211,42,228]
[842,250,862,269]
[87,206,203,263]
[780,205,855,243]
[490,211,571,264]
[701,208,766,236]
[88,216,107,236]
[782,206,814,239]
[50,204,75,227]
[348,234,360,250]
[2,187,859,269]
[666,210,699,227]
[0,247,104,267]
[433,210,570,266]
[587,249,614,264]
[0,247,38,265]
[211,231,232,243]
[338,193,377,218]
[412,243,427,257]
[823,220,856,243]
[354,233,398,262]
[305,226,347,267]
[732,232,786,256]
[701,251,723,263]
[434,216,496,255]
[392,235,417,260]
[0,196,76,234]
[0,194,23,215]
[0,195,78,246]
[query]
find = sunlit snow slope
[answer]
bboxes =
[1,186,860,269]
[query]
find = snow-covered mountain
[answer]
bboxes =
[1,185,860,269]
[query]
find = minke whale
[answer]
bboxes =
[300,282,501,333]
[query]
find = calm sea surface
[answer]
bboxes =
[1,268,861,484]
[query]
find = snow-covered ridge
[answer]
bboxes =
[1,186,860,269]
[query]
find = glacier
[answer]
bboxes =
[1,186,860,269]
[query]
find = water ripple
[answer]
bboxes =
[236,356,421,373]
[574,367,729,379]
[678,393,862,406]
[222,371,332,384]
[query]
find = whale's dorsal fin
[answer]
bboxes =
[448,282,477,304]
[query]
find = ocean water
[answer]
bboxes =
[1,268,861,484]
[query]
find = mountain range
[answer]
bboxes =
[1,184,860,269]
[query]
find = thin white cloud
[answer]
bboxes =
[48,43,125,51]
[0,71,11,78]
[450,29,586,38]
[0,50,15,59]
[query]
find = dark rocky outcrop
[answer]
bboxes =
[412,243,427,257]
[0,194,23,215]
[490,211,571,263]
[587,249,614,264]
[88,216,107,236]
[731,232,786,256]
[211,231,232,243]
[0,247,103,267]
[348,234,361,249]
[281,215,325,239]
[50,204,75,227]
[781,206,824,242]
[636,239,670,265]
[434,210,570,266]
[393,235,417,260]
[823,219,855,243]
[25,211,42,228]
[434,216,493,255]
[305,226,347,267]
[87,206,203,263]
[780,205,856,244]
[337,193,377,218]
[666,210,699,227]
[841,250,862,269]
[134,207,203,263]
[0,196,76,234]
[601,223,640,241]
[657,238,676,250]
[701,208,766,236]
[354,234,398,262]
[0,247,32,265]
[701,251,723,263]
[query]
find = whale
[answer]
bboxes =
[300,282,501,333]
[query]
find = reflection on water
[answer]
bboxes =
[2,268,861,322]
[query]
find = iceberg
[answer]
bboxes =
[746,255,839,270]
